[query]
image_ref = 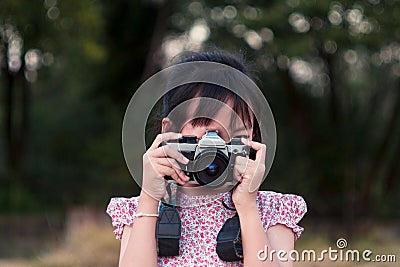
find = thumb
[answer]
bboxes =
[248,164,265,193]
[248,173,263,193]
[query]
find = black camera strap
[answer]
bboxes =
[156,182,181,256]
[216,213,243,262]
[156,183,243,261]
[156,204,181,256]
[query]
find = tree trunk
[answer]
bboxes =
[360,85,400,213]
[140,0,171,82]
[280,70,311,144]
[1,37,30,209]
[3,53,16,175]
[384,138,400,194]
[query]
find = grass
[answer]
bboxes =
[34,222,120,267]
[294,221,400,267]
[0,214,398,267]
[0,211,120,267]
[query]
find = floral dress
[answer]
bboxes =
[106,191,307,266]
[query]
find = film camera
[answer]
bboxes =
[161,131,254,187]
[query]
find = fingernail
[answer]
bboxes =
[182,157,189,164]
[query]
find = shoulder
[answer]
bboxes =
[256,191,307,240]
[106,196,140,218]
[256,191,307,213]
[106,196,141,240]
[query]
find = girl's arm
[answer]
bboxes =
[233,139,296,267]
[238,205,294,267]
[119,192,159,267]
[119,132,190,267]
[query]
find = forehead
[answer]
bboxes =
[189,96,233,116]
[167,92,253,133]
[187,97,250,130]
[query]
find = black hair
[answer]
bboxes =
[161,50,261,142]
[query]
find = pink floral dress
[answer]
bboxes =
[106,191,307,266]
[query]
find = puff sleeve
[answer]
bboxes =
[257,191,307,240]
[106,197,139,240]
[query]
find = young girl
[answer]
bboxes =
[107,50,307,267]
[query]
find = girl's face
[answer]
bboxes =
[161,97,254,189]
[162,98,253,142]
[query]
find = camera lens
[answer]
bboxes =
[194,150,229,187]
[205,163,219,177]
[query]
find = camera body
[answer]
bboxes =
[161,131,252,187]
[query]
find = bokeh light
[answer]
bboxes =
[289,59,314,84]
[244,30,262,50]
[289,12,310,33]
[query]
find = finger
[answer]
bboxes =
[232,166,243,183]
[152,157,181,170]
[149,145,189,165]
[170,169,188,185]
[234,155,251,175]
[234,155,263,192]
[233,156,251,185]
[249,170,264,193]
[149,132,182,151]
[153,158,190,182]
[241,138,267,163]
[176,169,190,183]
[156,165,187,185]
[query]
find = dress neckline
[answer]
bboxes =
[172,190,229,208]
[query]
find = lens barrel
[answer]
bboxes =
[193,150,229,187]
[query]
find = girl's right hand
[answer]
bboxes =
[141,132,190,201]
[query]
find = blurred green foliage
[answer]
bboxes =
[1,0,399,229]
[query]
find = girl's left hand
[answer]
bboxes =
[232,138,266,212]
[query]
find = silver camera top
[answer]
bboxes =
[198,130,226,148]
[163,130,250,156]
